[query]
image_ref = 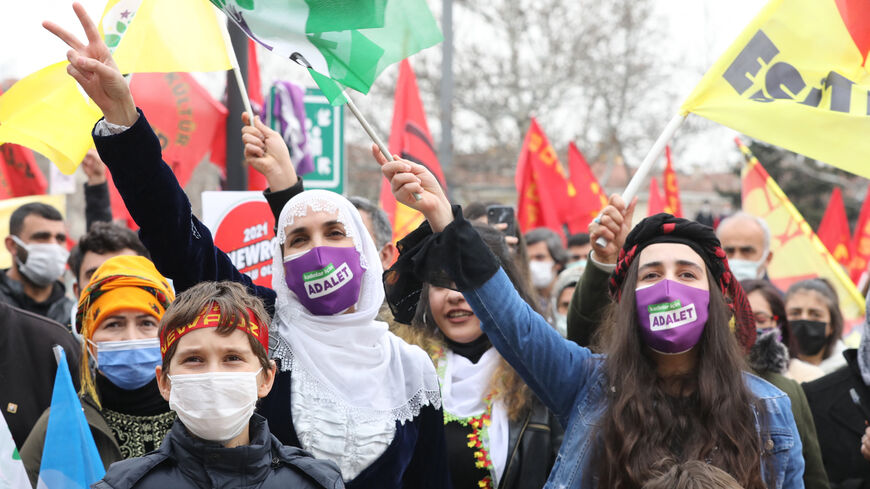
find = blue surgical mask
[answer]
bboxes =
[91,338,161,390]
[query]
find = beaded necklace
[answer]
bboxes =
[435,347,496,489]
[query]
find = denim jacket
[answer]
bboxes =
[464,269,805,489]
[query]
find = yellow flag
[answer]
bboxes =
[0,195,66,269]
[739,140,866,332]
[101,0,231,74]
[682,0,870,178]
[0,63,102,174]
[0,0,231,174]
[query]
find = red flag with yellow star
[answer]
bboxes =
[849,183,870,283]
[663,146,683,217]
[516,119,575,233]
[817,187,853,267]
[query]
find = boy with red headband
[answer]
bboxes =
[92,281,343,489]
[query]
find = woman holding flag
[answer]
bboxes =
[375,149,804,488]
[388,222,562,489]
[43,5,449,488]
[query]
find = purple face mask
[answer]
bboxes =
[283,246,364,316]
[635,279,709,354]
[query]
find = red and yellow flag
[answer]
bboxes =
[682,0,870,179]
[738,139,865,330]
[515,119,575,234]
[381,60,446,243]
[817,187,853,267]
[565,142,607,233]
[130,73,228,188]
[849,183,870,283]
[647,176,666,217]
[663,146,683,217]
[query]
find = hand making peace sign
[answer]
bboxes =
[43,2,138,126]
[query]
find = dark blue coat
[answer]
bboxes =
[91,414,343,489]
[93,111,450,489]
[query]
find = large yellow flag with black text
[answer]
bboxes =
[682,0,870,178]
[738,139,866,333]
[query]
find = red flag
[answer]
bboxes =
[130,72,228,188]
[849,183,870,282]
[0,88,48,198]
[566,142,607,233]
[379,60,446,243]
[648,176,666,216]
[247,39,264,113]
[817,187,853,267]
[516,119,574,233]
[246,39,268,191]
[0,144,48,198]
[663,146,683,218]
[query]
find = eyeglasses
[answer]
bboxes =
[753,312,778,325]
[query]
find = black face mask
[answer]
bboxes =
[790,319,829,356]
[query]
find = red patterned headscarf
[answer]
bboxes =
[609,213,756,352]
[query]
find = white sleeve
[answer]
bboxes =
[93,118,134,136]
[590,252,617,273]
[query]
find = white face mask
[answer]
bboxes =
[729,251,768,282]
[553,313,568,337]
[11,235,69,287]
[529,260,555,289]
[168,369,261,443]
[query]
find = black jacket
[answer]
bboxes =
[84,181,114,231]
[0,300,80,448]
[804,349,870,489]
[92,414,344,489]
[499,397,563,489]
[0,269,74,327]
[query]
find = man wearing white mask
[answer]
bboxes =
[524,227,568,310]
[715,212,775,284]
[0,203,73,325]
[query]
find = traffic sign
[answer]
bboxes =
[303,88,345,194]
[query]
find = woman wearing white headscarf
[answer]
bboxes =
[55,5,450,483]
[258,190,446,488]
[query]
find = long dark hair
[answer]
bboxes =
[597,260,765,489]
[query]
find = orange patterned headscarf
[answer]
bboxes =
[77,255,174,406]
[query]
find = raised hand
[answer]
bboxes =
[241,113,298,191]
[589,194,637,265]
[81,149,107,185]
[43,2,137,126]
[371,144,453,232]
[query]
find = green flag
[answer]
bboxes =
[212,0,442,105]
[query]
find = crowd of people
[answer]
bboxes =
[5,4,870,489]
